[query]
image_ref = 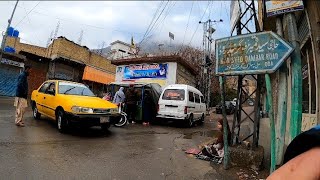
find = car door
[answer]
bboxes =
[35,82,50,114]
[200,95,206,115]
[194,93,201,119]
[187,91,196,116]
[42,82,57,119]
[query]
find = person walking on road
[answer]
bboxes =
[113,87,125,105]
[125,84,138,124]
[14,65,31,127]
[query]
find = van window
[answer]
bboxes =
[200,96,205,103]
[195,94,200,103]
[162,89,185,101]
[189,92,194,102]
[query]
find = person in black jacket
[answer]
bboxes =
[143,90,154,126]
[125,84,138,123]
[14,65,31,127]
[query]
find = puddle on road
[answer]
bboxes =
[183,130,219,139]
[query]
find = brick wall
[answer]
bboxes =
[27,60,49,96]
[6,36,116,75]
[20,43,47,57]
[89,52,115,73]
[5,37,47,57]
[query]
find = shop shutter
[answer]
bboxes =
[0,64,21,96]
[54,63,73,81]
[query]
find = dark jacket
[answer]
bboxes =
[16,72,29,99]
[125,88,138,105]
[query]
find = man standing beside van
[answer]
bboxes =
[125,84,138,123]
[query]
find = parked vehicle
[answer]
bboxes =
[31,80,119,133]
[216,101,235,115]
[113,103,127,127]
[157,84,206,127]
[105,82,162,123]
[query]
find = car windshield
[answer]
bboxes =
[162,89,185,101]
[58,82,95,97]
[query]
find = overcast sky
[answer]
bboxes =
[0,1,232,50]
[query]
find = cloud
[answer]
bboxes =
[0,1,231,50]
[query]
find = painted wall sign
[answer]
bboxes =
[265,0,304,17]
[215,31,293,75]
[1,58,24,68]
[123,63,168,80]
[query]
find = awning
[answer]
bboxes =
[82,66,115,84]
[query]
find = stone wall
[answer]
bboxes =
[176,63,196,87]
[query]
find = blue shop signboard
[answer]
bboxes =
[123,63,168,79]
[215,31,293,75]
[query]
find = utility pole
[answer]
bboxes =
[199,19,221,113]
[0,0,19,62]
[199,20,210,112]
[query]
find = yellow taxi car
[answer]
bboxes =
[31,80,118,133]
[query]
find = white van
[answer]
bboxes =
[157,84,206,127]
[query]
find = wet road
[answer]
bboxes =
[0,97,220,179]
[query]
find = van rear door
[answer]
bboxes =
[159,89,186,116]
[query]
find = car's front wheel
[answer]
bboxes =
[56,109,68,133]
[32,103,41,120]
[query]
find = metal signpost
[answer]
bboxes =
[215,31,293,172]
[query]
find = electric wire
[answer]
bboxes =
[15,1,41,27]
[182,1,194,46]
[140,1,164,44]
[187,1,211,47]
[139,0,169,45]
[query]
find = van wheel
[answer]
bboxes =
[199,114,205,125]
[186,114,194,127]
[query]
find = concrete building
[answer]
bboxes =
[111,55,197,88]
[107,40,137,60]
[4,35,116,97]
[256,0,320,166]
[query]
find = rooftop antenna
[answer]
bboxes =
[46,30,54,48]
[48,21,60,58]
[53,21,60,39]
[77,30,83,45]
[99,41,105,55]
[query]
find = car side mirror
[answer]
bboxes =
[47,89,55,95]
